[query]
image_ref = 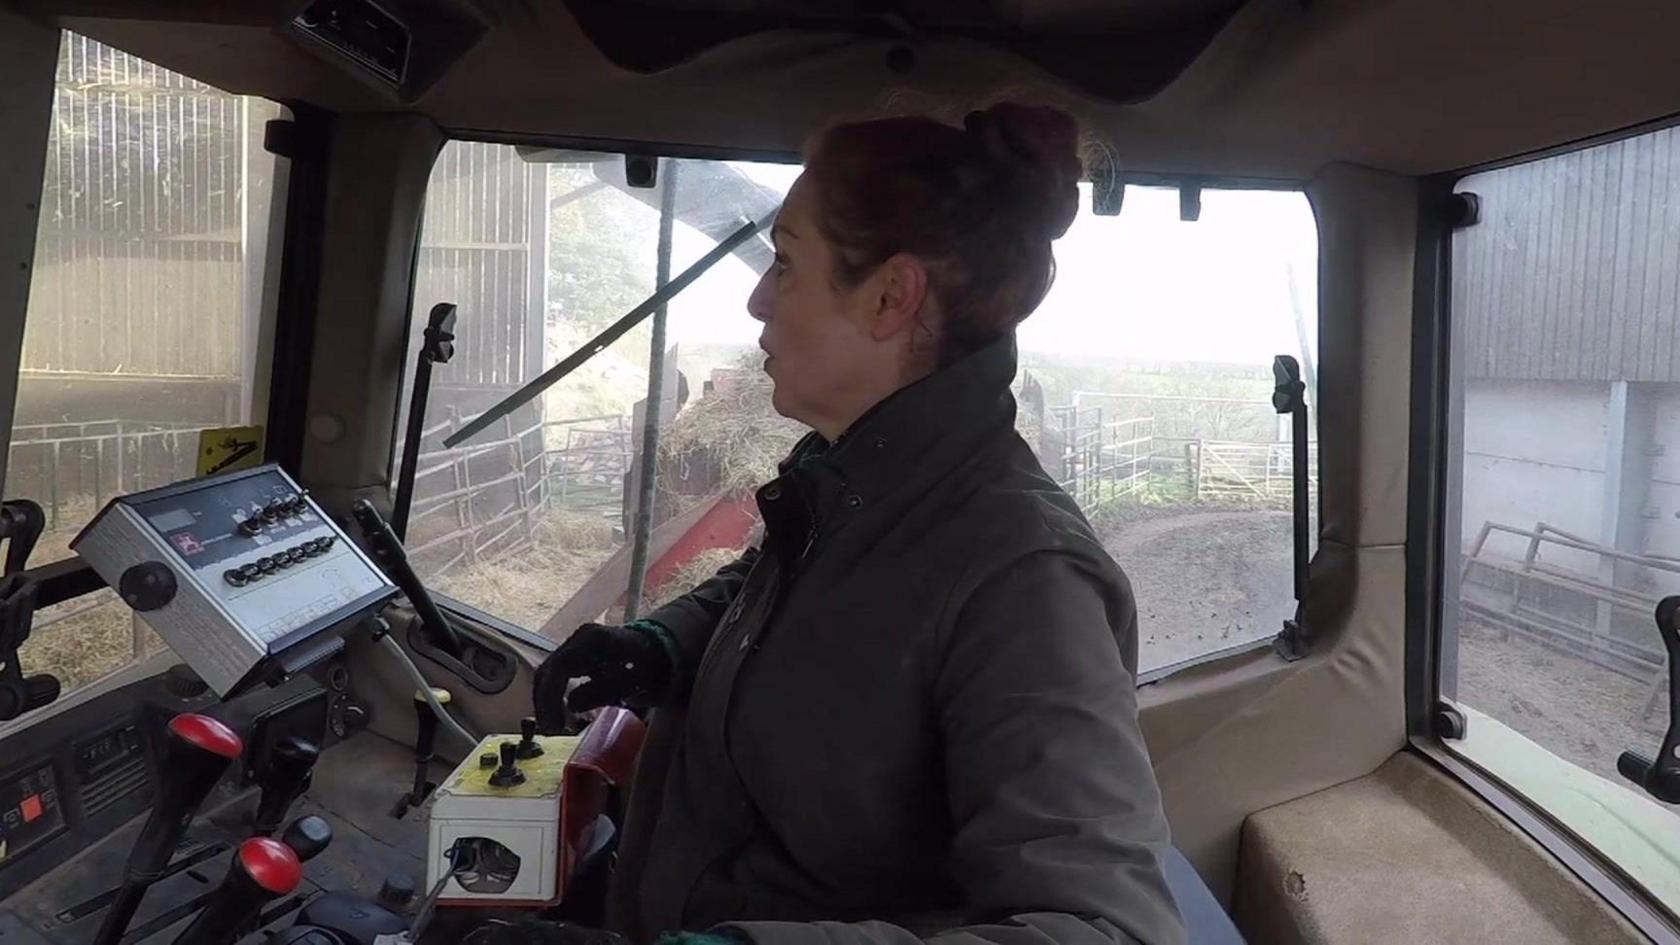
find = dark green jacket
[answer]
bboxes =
[625,335,1185,945]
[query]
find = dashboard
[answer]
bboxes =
[0,655,426,945]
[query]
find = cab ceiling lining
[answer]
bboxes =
[11,0,1680,180]
[559,0,1246,106]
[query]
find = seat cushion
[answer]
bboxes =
[1234,752,1644,945]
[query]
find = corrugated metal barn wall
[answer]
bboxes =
[1454,125,1680,384]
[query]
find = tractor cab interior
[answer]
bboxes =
[2,2,1680,943]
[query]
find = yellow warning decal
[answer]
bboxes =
[196,426,266,477]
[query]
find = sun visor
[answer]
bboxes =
[559,0,1248,105]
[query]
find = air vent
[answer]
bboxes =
[292,0,410,86]
[79,754,149,817]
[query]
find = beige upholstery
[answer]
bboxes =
[298,113,443,513]
[1139,164,1418,904]
[1235,752,1645,945]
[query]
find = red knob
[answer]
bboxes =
[238,837,303,894]
[168,714,244,759]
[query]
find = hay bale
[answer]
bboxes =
[660,365,804,493]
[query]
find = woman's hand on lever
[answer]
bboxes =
[531,620,675,732]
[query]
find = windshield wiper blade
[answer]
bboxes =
[442,213,772,449]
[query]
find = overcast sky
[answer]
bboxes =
[660,162,1319,367]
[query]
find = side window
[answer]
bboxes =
[402,147,1319,681]
[1445,125,1680,909]
[3,33,288,689]
[1016,186,1318,674]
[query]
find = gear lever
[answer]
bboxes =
[254,736,320,836]
[392,688,450,818]
[94,713,244,945]
[170,836,302,945]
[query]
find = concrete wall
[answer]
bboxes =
[1636,388,1680,579]
[1461,379,1610,574]
[1462,378,1680,599]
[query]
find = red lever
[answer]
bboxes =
[239,837,303,894]
[95,713,247,945]
[168,713,244,760]
[169,838,302,945]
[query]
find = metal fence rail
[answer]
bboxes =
[404,408,547,577]
[1053,406,1153,510]
[1190,439,1319,501]
[1460,520,1672,718]
[7,420,204,528]
[544,416,634,520]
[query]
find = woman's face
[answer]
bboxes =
[748,174,914,439]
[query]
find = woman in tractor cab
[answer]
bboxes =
[524,103,1186,945]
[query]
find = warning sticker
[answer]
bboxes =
[196,426,265,477]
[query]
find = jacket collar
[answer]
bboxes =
[764,333,1020,521]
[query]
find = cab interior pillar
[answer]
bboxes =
[298,114,444,515]
[0,11,59,492]
[1140,163,1420,902]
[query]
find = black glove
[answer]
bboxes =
[467,918,628,945]
[532,621,673,733]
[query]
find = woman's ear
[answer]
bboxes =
[867,253,931,342]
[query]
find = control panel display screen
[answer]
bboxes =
[0,762,64,868]
[147,507,197,535]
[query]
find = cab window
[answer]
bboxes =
[1444,123,1680,910]
[3,32,288,690]
[400,142,1319,677]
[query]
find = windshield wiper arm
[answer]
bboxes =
[442,213,772,449]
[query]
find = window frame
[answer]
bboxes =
[1407,114,1680,942]
[398,134,1324,675]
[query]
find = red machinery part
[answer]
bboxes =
[167,713,244,760]
[559,707,647,896]
[239,837,304,895]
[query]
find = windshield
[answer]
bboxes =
[399,142,1317,675]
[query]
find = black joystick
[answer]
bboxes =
[393,688,450,818]
[170,836,302,945]
[281,814,333,863]
[94,713,244,945]
[489,741,525,788]
[254,736,319,836]
[516,717,543,759]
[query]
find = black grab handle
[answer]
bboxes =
[1618,596,1680,804]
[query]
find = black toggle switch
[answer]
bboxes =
[516,717,543,759]
[238,518,262,537]
[489,741,525,788]
[239,563,263,582]
[257,557,277,573]
[224,569,247,587]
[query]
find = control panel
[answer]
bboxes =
[0,759,64,868]
[71,465,397,698]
